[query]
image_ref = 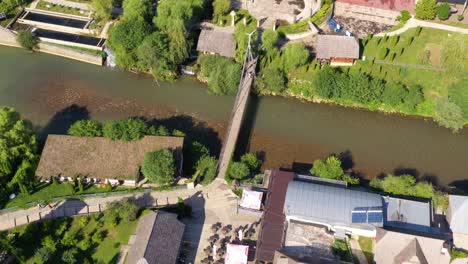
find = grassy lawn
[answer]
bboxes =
[358,236,374,264]
[36,0,90,17]
[4,212,139,263]
[331,239,353,262]
[4,182,124,209]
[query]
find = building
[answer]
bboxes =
[375,228,450,264]
[336,0,414,12]
[35,134,184,186]
[447,195,468,250]
[256,170,296,263]
[284,180,383,237]
[316,35,360,66]
[196,27,236,58]
[225,244,249,264]
[126,211,185,264]
[383,196,437,234]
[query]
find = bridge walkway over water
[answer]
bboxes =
[216,44,258,181]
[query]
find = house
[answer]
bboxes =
[284,179,383,238]
[126,211,185,264]
[447,195,468,250]
[336,0,415,12]
[196,27,236,58]
[35,134,184,186]
[375,228,450,264]
[316,35,360,66]
[383,196,438,234]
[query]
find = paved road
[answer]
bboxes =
[216,58,258,180]
[376,18,468,36]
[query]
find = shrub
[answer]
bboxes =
[382,82,407,106]
[436,2,450,20]
[68,120,103,137]
[196,155,217,185]
[404,85,424,110]
[103,118,147,141]
[212,0,230,23]
[370,174,434,198]
[227,162,250,180]
[183,141,210,174]
[79,216,89,227]
[240,153,261,172]
[415,0,437,20]
[434,97,465,132]
[457,14,464,21]
[397,10,411,22]
[16,30,38,51]
[448,79,468,119]
[378,47,388,59]
[92,230,104,242]
[119,199,139,222]
[282,42,310,71]
[310,156,344,180]
[198,54,241,95]
[258,66,287,93]
[34,247,53,264]
[141,149,175,184]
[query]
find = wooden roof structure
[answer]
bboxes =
[126,211,185,264]
[316,35,360,60]
[196,27,236,58]
[35,134,184,181]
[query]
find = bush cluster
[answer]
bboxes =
[226,153,262,184]
[67,118,184,141]
[198,54,241,95]
[310,156,359,184]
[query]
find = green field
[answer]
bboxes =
[358,236,374,264]
[3,213,139,263]
[286,27,468,123]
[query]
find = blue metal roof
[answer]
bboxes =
[284,180,383,227]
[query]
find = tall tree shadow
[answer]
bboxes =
[37,104,90,141]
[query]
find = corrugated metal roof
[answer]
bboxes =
[449,195,468,234]
[284,181,382,226]
[316,35,360,60]
[383,196,432,233]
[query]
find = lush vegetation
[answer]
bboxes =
[182,141,217,185]
[0,107,38,207]
[331,239,353,262]
[310,156,359,184]
[225,153,262,184]
[36,1,88,16]
[415,0,437,20]
[436,2,450,20]
[91,0,113,21]
[198,54,241,95]
[107,0,205,80]
[67,118,184,141]
[451,249,468,261]
[434,97,465,132]
[16,31,38,51]
[212,0,230,24]
[0,200,140,263]
[370,174,448,211]
[141,149,175,184]
[276,0,332,35]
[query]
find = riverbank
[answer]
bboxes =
[0,46,467,192]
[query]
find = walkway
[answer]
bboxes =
[376,18,468,36]
[216,57,258,180]
[32,0,91,11]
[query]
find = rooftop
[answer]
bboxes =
[126,211,185,264]
[256,170,296,263]
[375,228,450,264]
[448,195,468,234]
[316,35,360,60]
[35,135,184,181]
[284,180,383,227]
[196,27,236,58]
[383,196,433,233]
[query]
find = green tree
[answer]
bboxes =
[0,107,37,191]
[258,66,286,93]
[310,156,344,180]
[16,30,38,51]
[41,235,57,251]
[198,54,241,95]
[62,249,77,264]
[107,18,152,69]
[213,0,230,23]
[397,10,411,22]
[120,199,139,222]
[436,2,450,20]
[166,18,190,65]
[240,153,260,173]
[404,85,424,110]
[34,247,53,264]
[122,0,153,21]
[441,35,466,76]
[370,174,436,199]
[68,120,103,137]
[227,162,250,180]
[282,43,309,71]
[415,0,437,20]
[136,32,175,80]
[102,118,148,141]
[195,155,217,185]
[91,0,113,21]
[434,97,465,132]
[382,82,407,106]
[142,149,175,184]
[314,65,337,99]
[102,121,123,140]
[184,141,210,174]
[261,29,279,54]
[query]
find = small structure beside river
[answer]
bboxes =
[316,35,360,66]
[196,26,236,58]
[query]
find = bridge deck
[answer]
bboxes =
[216,58,258,180]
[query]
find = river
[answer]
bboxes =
[0,46,467,191]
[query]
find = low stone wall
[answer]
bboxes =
[0,26,102,65]
[285,30,317,40]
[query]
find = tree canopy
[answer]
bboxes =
[282,43,309,71]
[68,120,103,137]
[91,0,113,21]
[415,0,437,20]
[212,0,230,24]
[198,54,241,95]
[16,31,38,51]
[434,97,465,132]
[142,149,175,184]
[310,156,359,184]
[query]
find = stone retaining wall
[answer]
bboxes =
[0,26,102,65]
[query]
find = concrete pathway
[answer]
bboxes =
[100,21,113,38]
[41,0,90,11]
[376,18,468,36]
[350,238,369,264]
